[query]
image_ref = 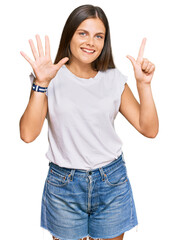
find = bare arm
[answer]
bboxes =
[19,34,69,143]
[119,83,159,138]
[19,86,48,143]
[119,38,159,138]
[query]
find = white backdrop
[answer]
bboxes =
[1,0,178,239]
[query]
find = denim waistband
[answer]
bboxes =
[49,152,124,181]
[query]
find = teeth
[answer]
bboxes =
[82,48,94,53]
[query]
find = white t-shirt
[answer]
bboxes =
[29,65,127,170]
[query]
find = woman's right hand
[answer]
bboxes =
[20,34,69,87]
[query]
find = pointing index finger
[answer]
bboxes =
[137,38,147,62]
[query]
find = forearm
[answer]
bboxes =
[20,90,47,143]
[137,82,159,137]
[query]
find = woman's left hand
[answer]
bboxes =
[126,38,155,84]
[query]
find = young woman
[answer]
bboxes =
[19,4,159,240]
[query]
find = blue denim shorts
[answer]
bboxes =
[41,153,138,240]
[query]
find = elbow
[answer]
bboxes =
[149,122,159,138]
[19,122,38,143]
[141,127,159,139]
[152,128,159,138]
[140,119,159,139]
[20,134,35,143]
[146,131,159,138]
[20,130,37,143]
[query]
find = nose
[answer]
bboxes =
[86,36,94,46]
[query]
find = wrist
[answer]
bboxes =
[32,82,48,93]
[34,78,50,88]
[136,81,151,89]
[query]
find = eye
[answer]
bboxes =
[79,32,86,36]
[96,35,104,39]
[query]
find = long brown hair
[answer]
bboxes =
[54,4,115,71]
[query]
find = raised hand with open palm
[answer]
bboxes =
[20,34,69,87]
[126,38,155,85]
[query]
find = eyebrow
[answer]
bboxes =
[77,29,105,35]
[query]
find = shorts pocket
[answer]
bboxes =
[104,165,128,187]
[47,167,69,187]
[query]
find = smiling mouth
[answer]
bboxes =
[81,48,95,54]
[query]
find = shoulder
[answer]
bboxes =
[101,67,128,85]
[102,67,127,79]
[55,64,66,78]
[49,65,67,86]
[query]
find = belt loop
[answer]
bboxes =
[68,169,75,181]
[99,167,106,181]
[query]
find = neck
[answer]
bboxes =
[66,60,97,79]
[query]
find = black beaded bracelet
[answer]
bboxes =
[32,83,48,93]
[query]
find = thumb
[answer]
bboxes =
[55,57,69,70]
[126,55,136,69]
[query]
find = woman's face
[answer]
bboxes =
[69,18,106,66]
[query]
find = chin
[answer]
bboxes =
[80,57,98,65]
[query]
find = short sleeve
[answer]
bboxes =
[29,71,36,85]
[116,68,128,96]
[112,68,128,115]
[29,71,48,97]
